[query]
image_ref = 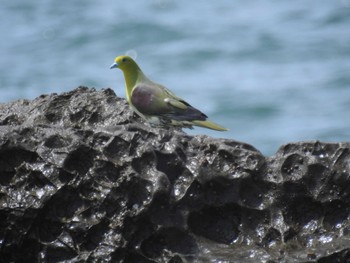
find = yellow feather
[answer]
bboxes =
[191,120,229,131]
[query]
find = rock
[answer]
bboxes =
[0,86,349,262]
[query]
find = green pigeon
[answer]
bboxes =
[110,55,228,131]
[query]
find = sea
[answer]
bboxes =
[1,0,349,156]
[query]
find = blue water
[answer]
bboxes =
[1,0,350,156]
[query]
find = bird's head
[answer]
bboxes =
[110,56,139,72]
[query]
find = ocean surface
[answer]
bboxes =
[1,0,349,156]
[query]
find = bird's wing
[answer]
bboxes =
[131,83,207,121]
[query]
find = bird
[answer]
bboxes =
[110,55,228,131]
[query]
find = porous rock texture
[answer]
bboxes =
[0,87,350,262]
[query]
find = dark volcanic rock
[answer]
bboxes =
[0,87,350,262]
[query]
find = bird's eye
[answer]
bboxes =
[122,58,127,62]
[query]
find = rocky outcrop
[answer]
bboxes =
[0,87,349,262]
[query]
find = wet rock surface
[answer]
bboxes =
[0,87,349,262]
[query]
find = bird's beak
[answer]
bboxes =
[110,62,118,69]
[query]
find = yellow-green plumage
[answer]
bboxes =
[110,55,228,131]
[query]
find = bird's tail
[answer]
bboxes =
[192,120,228,131]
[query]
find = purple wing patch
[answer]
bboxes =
[131,86,153,113]
[131,84,207,121]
